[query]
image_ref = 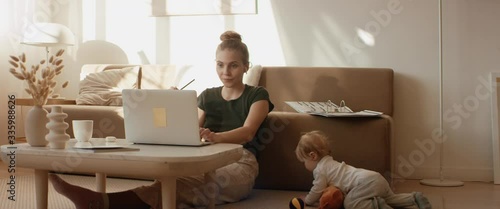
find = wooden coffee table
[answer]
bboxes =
[0,139,243,209]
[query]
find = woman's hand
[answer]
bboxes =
[199,127,217,142]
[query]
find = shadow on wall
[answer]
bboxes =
[76,40,128,64]
[271,0,360,104]
[269,0,353,67]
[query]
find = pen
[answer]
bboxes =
[180,79,195,90]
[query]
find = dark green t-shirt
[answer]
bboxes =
[197,85,274,155]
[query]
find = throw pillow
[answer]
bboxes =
[76,66,141,106]
[243,65,262,86]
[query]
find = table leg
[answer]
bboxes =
[204,170,216,209]
[96,173,106,192]
[34,169,48,209]
[160,177,176,209]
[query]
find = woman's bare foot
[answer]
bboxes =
[49,174,108,209]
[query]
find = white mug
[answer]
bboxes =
[72,120,93,142]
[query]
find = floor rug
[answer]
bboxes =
[1,174,444,209]
[0,174,153,209]
[218,189,444,209]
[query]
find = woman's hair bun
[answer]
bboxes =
[220,31,242,42]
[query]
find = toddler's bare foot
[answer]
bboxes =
[414,192,432,209]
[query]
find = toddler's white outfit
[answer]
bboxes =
[305,156,431,209]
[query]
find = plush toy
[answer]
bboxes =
[319,186,344,209]
[289,197,305,209]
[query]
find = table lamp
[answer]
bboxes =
[21,22,75,64]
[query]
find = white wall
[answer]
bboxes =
[1,0,499,182]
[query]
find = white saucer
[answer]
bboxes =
[73,142,124,149]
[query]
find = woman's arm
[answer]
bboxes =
[198,108,206,127]
[200,100,269,144]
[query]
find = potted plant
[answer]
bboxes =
[8,49,69,146]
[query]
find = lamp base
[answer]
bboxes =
[420,179,464,187]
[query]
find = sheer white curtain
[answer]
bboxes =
[0,0,81,144]
[0,0,37,144]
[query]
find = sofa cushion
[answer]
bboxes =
[76,66,140,106]
[243,65,263,86]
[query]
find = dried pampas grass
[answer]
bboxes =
[9,49,69,106]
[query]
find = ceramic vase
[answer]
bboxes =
[25,105,49,147]
[45,106,70,149]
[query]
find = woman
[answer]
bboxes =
[49,30,274,209]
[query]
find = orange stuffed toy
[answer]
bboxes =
[319,186,344,209]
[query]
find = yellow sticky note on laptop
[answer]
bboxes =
[153,107,167,127]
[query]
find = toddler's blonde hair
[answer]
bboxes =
[295,130,331,162]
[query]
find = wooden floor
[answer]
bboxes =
[0,161,499,208]
[391,178,500,209]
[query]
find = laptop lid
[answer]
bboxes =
[122,89,206,146]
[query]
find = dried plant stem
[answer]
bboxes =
[9,49,69,106]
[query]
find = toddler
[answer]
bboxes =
[295,131,432,209]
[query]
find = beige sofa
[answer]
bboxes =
[52,64,394,208]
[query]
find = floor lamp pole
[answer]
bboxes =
[420,0,464,187]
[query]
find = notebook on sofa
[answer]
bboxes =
[122,89,212,146]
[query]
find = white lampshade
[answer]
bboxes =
[21,22,75,47]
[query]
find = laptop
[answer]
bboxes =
[122,89,212,146]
